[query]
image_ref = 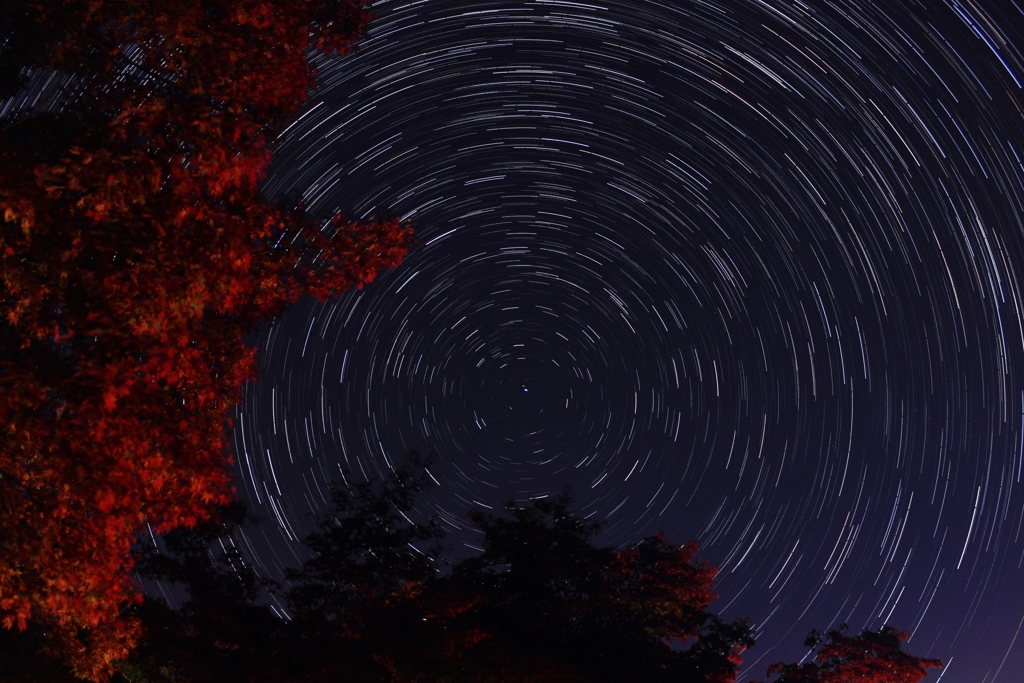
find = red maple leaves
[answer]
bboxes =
[0,1,411,678]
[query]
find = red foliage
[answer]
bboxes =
[609,534,720,638]
[762,626,942,683]
[0,1,412,679]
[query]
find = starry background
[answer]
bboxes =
[227,0,1024,679]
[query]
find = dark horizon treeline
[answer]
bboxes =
[1,455,939,683]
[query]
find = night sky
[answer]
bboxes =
[228,0,1024,679]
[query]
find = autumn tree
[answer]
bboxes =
[0,1,412,678]
[118,462,753,683]
[420,494,754,683]
[761,626,942,683]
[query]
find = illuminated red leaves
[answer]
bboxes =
[763,626,942,683]
[609,534,719,639]
[0,0,408,678]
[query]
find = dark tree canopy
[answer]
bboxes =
[108,461,755,683]
[118,505,288,683]
[87,459,941,683]
[435,496,752,683]
[284,455,444,625]
[0,1,411,678]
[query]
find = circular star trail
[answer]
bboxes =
[231,1,1024,679]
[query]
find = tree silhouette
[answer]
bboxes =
[761,625,942,683]
[1,1,412,678]
[285,455,443,624]
[282,454,445,682]
[111,459,947,683]
[119,504,290,683]
[116,459,756,683]
[424,494,754,683]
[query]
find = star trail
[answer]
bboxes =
[230,0,1024,679]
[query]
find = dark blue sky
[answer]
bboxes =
[232,1,1024,679]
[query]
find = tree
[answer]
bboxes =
[285,454,443,624]
[118,504,290,683]
[119,462,753,683]
[115,464,946,683]
[761,625,942,683]
[120,457,444,683]
[418,494,755,683]
[283,454,445,683]
[0,1,412,679]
